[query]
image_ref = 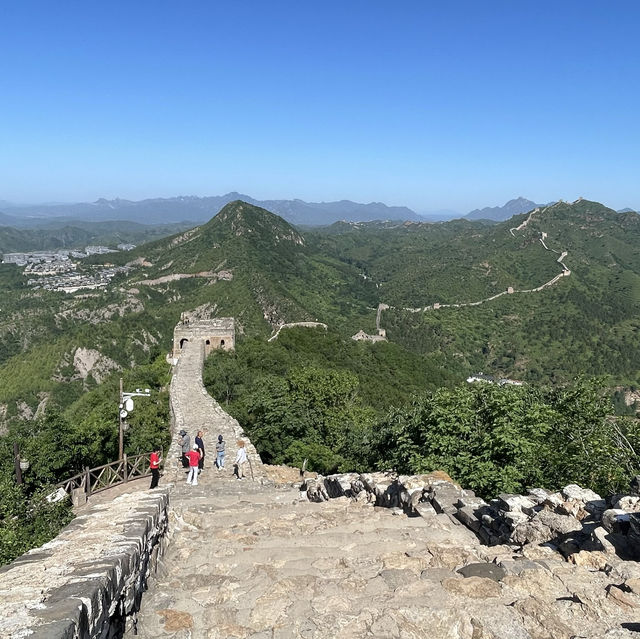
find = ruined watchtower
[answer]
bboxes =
[172,316,235,361]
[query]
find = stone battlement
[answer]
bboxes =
[0,489,169,638]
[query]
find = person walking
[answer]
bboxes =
[185,444,201,486]
[149,446,162,489]
[179,430,190,468]
[195,430,205,472]
[234,440,247,480]
[215,434,225,470]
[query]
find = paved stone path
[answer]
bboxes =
[167,338,263,484]
[130,473,493,638]
[130,470,640,639]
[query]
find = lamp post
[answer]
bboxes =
[118,378,151,459]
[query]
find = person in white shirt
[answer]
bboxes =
[234,440,248,480]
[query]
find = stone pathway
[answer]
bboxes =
[167,338,263,484]
[130,469,640,639]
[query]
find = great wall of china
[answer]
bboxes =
[3,314,640,637]
[376,202,571,329]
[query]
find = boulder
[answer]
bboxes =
[305,478,329,502]
[561,484,602,503]
[526,488,551,504]
[511,510,581,546]
[536,509,582,535]
[612,495,640,512]
[602,509,631,534]
[567,550,608,570]
[497,493,536,513]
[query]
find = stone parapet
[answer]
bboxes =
[0,489,169,639]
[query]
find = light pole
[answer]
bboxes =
[118,378,151,459]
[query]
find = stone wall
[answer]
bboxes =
[168,338,264,481]
[305,471,640,564]
[0,489,169,638]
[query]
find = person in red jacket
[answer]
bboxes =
[149,447,162,489]
[185,444,201,486]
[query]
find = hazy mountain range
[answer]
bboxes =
[465,197,541,221]
[0,193,422,227]
[1,194,636,228]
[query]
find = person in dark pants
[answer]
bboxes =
[179,430,190,468]
[195,430,205,472]
[149,447,162,489]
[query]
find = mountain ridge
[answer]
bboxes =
[1,193,423,227]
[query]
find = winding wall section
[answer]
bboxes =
[168,336,264,481]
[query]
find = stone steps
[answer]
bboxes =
[130,470,640,639]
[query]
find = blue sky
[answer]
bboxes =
[1,1,638,212]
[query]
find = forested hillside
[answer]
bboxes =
[1,198,639,562]
[309,199,640,385]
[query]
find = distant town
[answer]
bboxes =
[1,244,136,292]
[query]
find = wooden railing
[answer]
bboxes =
[56,451,162,497]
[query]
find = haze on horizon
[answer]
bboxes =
[1,1,638,213]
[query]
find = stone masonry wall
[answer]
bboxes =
[168,338,264,481]
[0,489,169,639]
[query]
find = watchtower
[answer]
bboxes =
[172,317,235,360]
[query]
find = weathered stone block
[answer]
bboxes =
[457,562,507,582]
[526,487,551,504]
[71,487,87,507]
[430,484,463,514]
[612,495,640,512]
[414,501,436,517]
[497,493,536,513]
[561,484,602,503]
[602,509,631,534]
[455,506,482,532]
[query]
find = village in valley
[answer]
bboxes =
[2,244,135,292]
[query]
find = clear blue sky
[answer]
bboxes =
[1,1,638,212]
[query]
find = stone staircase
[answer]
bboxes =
[130,471,640,638]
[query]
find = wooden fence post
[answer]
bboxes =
[123,453,128,483]
[85,466,91,497]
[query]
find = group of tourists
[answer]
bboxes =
[148,429,249,488]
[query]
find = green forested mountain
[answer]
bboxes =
[1,198,640,563]
[0,220,192,253]
[308,199,640,385]
[1,197,640,426]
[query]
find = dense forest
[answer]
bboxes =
[203,328,640,499]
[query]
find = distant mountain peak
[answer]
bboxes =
[466,198,539,222]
